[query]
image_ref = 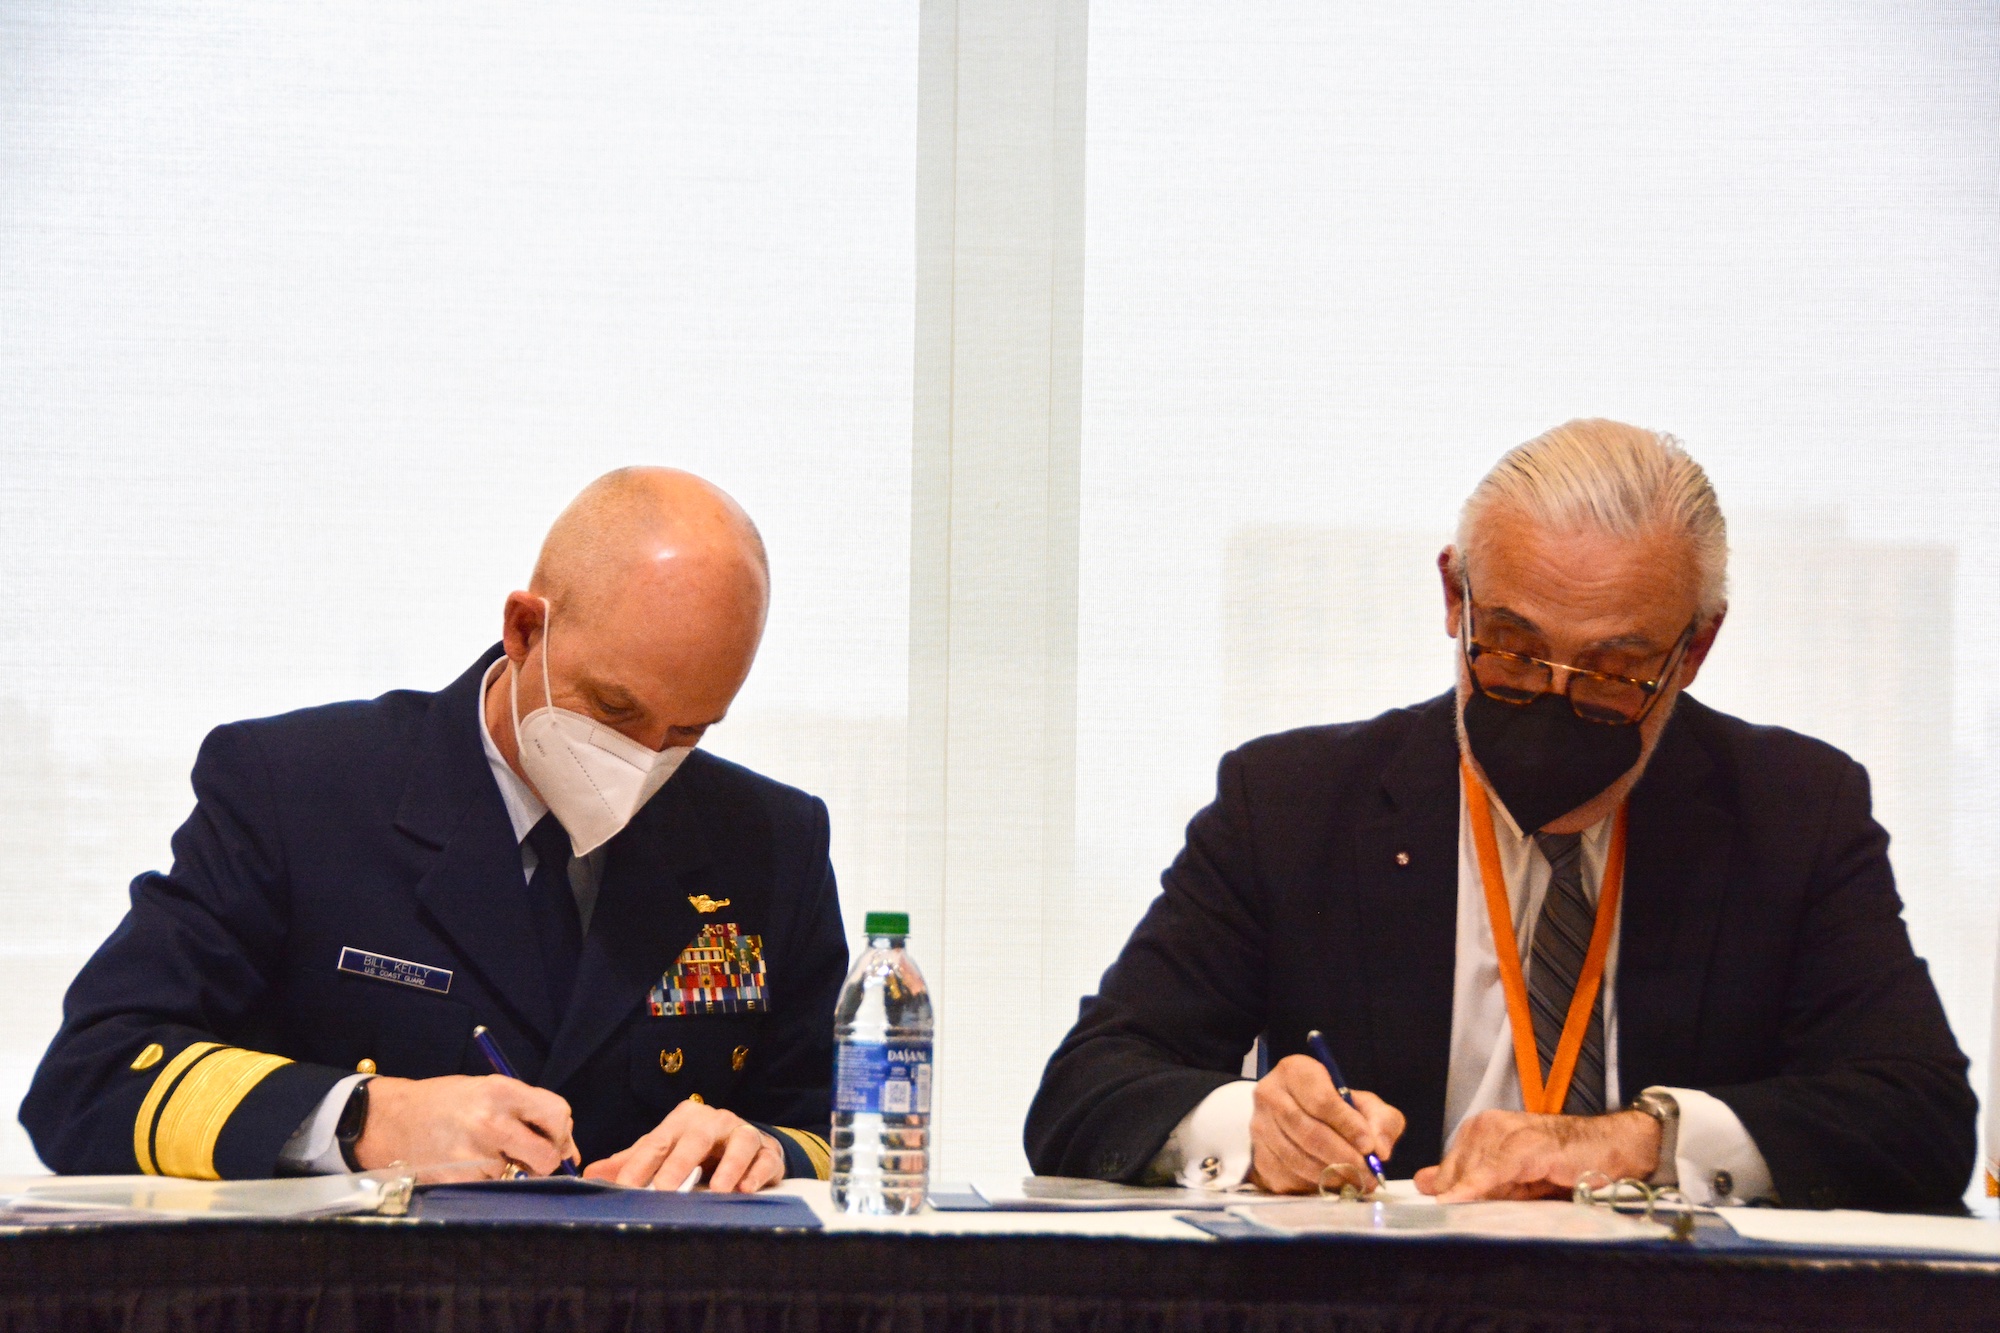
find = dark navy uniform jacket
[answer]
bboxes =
[1026,693,1977,1212]
[21,646,847,1181]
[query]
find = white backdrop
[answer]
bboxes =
[1074,1,1999,1199]
[1,1,1994,1197]
[0,1,918,1173]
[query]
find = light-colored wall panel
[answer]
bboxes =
[908,0,1087,1179]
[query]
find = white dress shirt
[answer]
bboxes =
[1148,783,1775,1205]
[278,657,603,1174]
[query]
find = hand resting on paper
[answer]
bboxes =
[354,1074,581,1179]
[583,1099,785,1192]
[1415,1108,1661,1201]
[1247,1054,1406,1194]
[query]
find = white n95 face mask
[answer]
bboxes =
[510,602,692,857]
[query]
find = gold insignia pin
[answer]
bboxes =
[731,1045,749,1072]
[660,1048,684,1074]
[688,895,731,914]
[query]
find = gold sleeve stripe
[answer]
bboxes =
[133,1044,294,1180]
[151,1047,293,1180]
[774,1127,832,1181]
[133,1042,221,1175]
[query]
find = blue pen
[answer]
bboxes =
[1305,1029,1389,1189]
[472,1024,581,1177]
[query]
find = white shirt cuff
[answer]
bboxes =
[1656,1085,1775,1205]
[277,1073,370,1175]
[1147,1080,1255,1189]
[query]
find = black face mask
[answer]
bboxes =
[1461,690,1641,833]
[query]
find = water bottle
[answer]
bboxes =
[830,911,932,1214]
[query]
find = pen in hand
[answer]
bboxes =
[1304,1029,1389,1190]
[471,1024,582,1178]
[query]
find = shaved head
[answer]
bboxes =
[485,467,772,786]
[529,467,769,632]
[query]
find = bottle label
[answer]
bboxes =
[834,1039,933,1116]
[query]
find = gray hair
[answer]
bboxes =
[1453,419,1729,622]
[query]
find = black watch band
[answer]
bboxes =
[335,1079,371,1172]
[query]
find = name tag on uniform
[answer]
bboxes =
[337,947,453,995]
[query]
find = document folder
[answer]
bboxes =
[410,1178,822,1229]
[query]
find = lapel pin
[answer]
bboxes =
[688,895,731,914]
[1395,851,1411,866]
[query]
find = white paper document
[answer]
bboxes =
[961,1175,1427,1213]
[0,1171,410,1226]
[1721,1207,2000,1257]
[1229,1197,1669,1243]
[966,1176,1246,1211]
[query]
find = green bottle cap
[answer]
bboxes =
[864,911,910,937]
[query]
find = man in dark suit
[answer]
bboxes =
[23,468,845,1189]
[1026,420,1976,1211]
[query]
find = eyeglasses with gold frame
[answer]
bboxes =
[1459,578,1696,727]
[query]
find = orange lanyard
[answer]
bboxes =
[1461,758,1627,1115]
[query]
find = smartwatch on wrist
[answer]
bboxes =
[1627,1087,1680,1186]
[335,1079,371,1172]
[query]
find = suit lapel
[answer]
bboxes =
[395,646,556,1042]
[540,770,720,1091]
[1350,696,1462,1165]
[1616,697,1734,1093]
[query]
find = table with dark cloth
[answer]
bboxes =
[0,1213,1996,1333]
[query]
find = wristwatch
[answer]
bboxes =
[335,1080,371,1172]
[1627,1087,1679,1186]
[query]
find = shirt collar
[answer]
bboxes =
[478,656,548,844]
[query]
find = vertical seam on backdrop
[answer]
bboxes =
[1040,4,1061,1085]
[938,0,960,1025]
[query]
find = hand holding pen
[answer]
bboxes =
[473,1025,583,1177]
[1246,1034,1406,1194]
[1305,1030,1389,1189]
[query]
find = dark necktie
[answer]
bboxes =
[1528,831,1606,1115]
[525,813,583,1019]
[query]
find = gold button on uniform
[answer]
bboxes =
[731,1045,749,1072]
[686,1093,705,1105]
[355,1059,377,1075]
[131,1043,164,1071]
[660,1048,684,1074]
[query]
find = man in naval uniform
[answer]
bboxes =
[23,467,844,1189]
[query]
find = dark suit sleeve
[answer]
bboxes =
[1705,758,1976,1211]
[1024,749,1268,1181]
[19,724,348,1178]
[740,796,846,1180]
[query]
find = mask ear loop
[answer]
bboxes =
[508,598,556,736]
[537,596,555,714]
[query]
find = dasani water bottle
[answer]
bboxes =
[830,912,932,1214]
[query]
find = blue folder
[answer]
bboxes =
[410,1178,821,1230]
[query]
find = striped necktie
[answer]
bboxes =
[1528,831,1606,1115]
